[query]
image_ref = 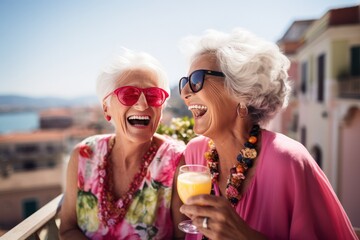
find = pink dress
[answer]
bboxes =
[184,130,358,240]
[76,134,184,240]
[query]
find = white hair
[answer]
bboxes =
[96,48,170,104]
[180,28,292,125]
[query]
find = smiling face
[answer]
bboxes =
[104,68,165,143]
[181,53,238,139]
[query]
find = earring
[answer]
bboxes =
[237,103,248,118]
[105,115,111,121]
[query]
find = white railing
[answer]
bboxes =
[1,193,359,239]
[338,77,360,99]
[1,194,63,240]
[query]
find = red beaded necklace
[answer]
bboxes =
[204,124,260,207]
[97,137,158,226]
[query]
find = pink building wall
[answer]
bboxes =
[339,107,360,227]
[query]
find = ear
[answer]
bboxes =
[103,102,111,121]
[102,102,108,114]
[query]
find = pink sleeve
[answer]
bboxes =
[287,151,357,239]
[184,136,209,165]
[237,131,357,239]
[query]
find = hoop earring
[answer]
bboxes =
[237,103,248,118]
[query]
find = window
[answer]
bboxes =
[301,62,307,94]
[310,145,322,169]
[317,54,325,102]
[23,160,37,170]
[46,145,55,153]
[301,126,307,147]
[23,199,38,219]
[16,144,39,154]
[351,46,360,76]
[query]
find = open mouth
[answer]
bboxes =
[188,105,207,118]
[127,115,151,126]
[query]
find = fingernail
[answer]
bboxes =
[179,206,184,213]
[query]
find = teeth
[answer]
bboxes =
[128,115,150,120]
[188,105,207,110]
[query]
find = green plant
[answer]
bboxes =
[157,116,196,144]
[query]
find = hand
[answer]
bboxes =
[179,194,266,240]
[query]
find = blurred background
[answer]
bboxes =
[0,0,359,238]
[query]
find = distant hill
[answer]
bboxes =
[0,86,192,117]
[0,94,99,113]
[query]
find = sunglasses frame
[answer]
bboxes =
[103,86,169,107]
[179,69,225,94]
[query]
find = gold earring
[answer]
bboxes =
[237,103,248,118]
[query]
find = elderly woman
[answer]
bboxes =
[60,49,185,239]
[177,29,357,240]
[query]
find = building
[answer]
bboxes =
[274,19,316,139]
[0,106,105,230]
[277,5,360,227]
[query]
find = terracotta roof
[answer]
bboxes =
[0,130,65,144]
[329,5,360,26]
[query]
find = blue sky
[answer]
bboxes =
[0,0,359,99]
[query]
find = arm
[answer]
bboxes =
[59,147,87,240]
[171,155,187,240]
[180,195,267,240]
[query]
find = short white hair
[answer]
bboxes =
[180,28,292,125]
[96,48,170,104]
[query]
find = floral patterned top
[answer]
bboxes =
[76,134,184,240]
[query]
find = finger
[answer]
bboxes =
[186,194,231,208]
[191,216,216,239]
[180,204,214,219]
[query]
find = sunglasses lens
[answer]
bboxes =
[189,71,204,93]
[144,88,167,107]
[179,77,188,93]
[117,87,141,106]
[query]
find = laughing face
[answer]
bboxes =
[105,68,165,143]
[181,54,238,139]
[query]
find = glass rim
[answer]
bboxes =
[179,164,209,172]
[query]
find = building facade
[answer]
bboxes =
[278,5,360,227]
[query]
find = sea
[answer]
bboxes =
[0,111,39,134]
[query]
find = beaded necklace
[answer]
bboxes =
[204,124,260,207]
[97,136,158,226]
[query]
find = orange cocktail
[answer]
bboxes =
[177,165,211,234]
[177,171,212,203]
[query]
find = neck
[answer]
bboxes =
[211,120,253,168]
[111,135,153,169]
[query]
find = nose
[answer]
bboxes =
[180,81,192,101]
[133,92,149,110]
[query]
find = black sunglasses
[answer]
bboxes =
[179,69,225,94]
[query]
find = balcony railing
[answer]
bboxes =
[1,193,360,239]
[338,76,360,99]
[1,194,63,240]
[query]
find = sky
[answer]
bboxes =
[0,0,359,99]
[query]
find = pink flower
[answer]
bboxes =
[79,144,93,158]
[78,173,85,189]
[109,220,141,240]
[226,185,239,198]
[152,158,175,187]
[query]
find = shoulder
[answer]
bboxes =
[153,134,185,167]
[186,135,210,149]
[262,130,312,163]
[154,133,185,154]
[260,129,320,179]
[78,134,113,146]
[72,134,113,163]
[184,135,210,165]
